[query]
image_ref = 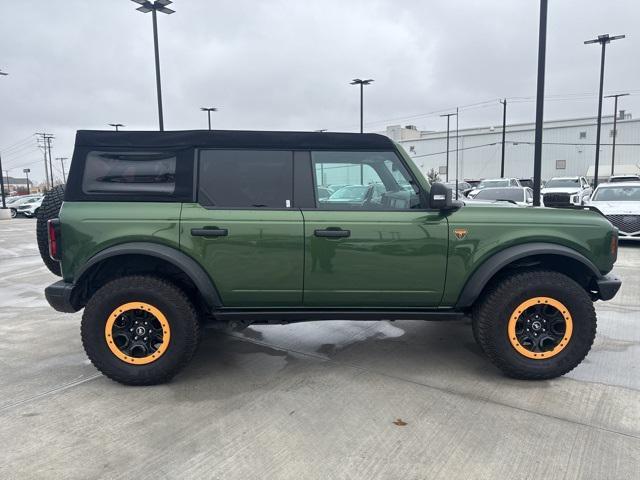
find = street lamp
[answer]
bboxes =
[350,79,374,134]
[0,69,7,209]
[109,123,125,131]
[131,0,175,131]
[440,113,457,183]
[604,93,629,177]
[584,33,625,188]
[23,168,31,195]
[200,107,218,131]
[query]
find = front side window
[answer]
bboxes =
[83,151,176,194]
[312,151,422,210]
[198,150,292,208]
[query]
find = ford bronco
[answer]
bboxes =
[41,130,621,385]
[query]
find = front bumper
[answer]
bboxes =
[594,274,622,301]
[45,280,81,313]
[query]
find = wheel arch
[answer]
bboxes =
[73,242,222,311]
[456,242,602,309]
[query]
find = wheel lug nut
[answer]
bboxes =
[144,337,148,341]
[129,328,134,332]
[134,336,138,340]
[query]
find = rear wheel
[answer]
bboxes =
[36,185,65,276]
[81,275,201,385]
[472,270,596,380]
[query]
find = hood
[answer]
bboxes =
[541,187,580,194]
[589,201,640,215]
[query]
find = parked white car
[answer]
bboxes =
[587,182,640,240]
[15,196,43,218]
[472,186,537,206]
[467,178,522,198]
[541,176,591,207]
[7,195,41,218]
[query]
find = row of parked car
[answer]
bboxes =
[2,194,44,218]
[442,174,640,241]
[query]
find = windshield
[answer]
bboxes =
[328,185,369,201]
[474,188,523,202]
[477,179,509,189]
[545,178,580,188]
[592,186,640,202]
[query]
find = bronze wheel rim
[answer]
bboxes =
[508,297,573,359]
[104,302,170,365]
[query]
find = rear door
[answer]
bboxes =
[303,150,448,307]
[180,149,304,307]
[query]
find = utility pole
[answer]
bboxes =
[584,33,625,188]
[500,98,507,177]
[36,132,54,189]
[23,168,31,194]
[46,136,54,186]
[56,157,68,183]
[109,123,125,131]
[131,0,176,131]
[0,70,7,208]
[200,107,218,130]
[440,113,457,183]
[604,93,629,177]
[532,0,548,207]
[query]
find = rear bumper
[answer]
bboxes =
[45,280,81,313]
[595,274,621,301]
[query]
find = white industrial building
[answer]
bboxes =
[383,112,640,183]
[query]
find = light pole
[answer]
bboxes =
[532,0,548,207]
[0,69,7,209]
[131,0,175,131]
[604,93,629,177]
[109,123,125,131]
[499,98,507,177]
[23,169,30,194]
[440,113,457,183]
[584,33,625,188]
[200,107,218,130]
[350,79,374,134]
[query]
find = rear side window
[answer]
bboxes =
[198,150,293,208]
[82,151,176,195]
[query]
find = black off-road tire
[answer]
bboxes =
[36,185,65,276]
[81,275,201,386]
[472,270,596,380]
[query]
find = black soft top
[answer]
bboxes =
[74,129,395,150]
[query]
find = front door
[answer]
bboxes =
[303,150,448,307]
[180,149,304,307]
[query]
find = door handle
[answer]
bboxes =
[314,228,351,238]
[191,227,228,237]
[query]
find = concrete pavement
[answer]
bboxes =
[0,217,638,479]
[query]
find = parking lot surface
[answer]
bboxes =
[0,217,639,479]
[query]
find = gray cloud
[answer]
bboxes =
[1,0,638,183]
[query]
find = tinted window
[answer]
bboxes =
[83,151,176,194]
[198,150,293,208]
[592,186,640,201]
[312,151,422,210]
[545,178,580,188]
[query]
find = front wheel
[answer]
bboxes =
[81,275,201,385]
[472,270,596,380]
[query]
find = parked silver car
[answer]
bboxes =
[588,182,640,240]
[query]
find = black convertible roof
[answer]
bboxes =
[75,129,395,150]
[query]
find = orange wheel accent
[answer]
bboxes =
[508,297,573,360]
[104,302,171,365]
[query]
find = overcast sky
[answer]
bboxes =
[1,0,638,183]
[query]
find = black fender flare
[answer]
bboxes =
[74,242,222,309]
[455,242,602,308]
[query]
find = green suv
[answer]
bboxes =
[43,130,621,385]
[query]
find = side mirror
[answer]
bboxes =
[429,182,454,210]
